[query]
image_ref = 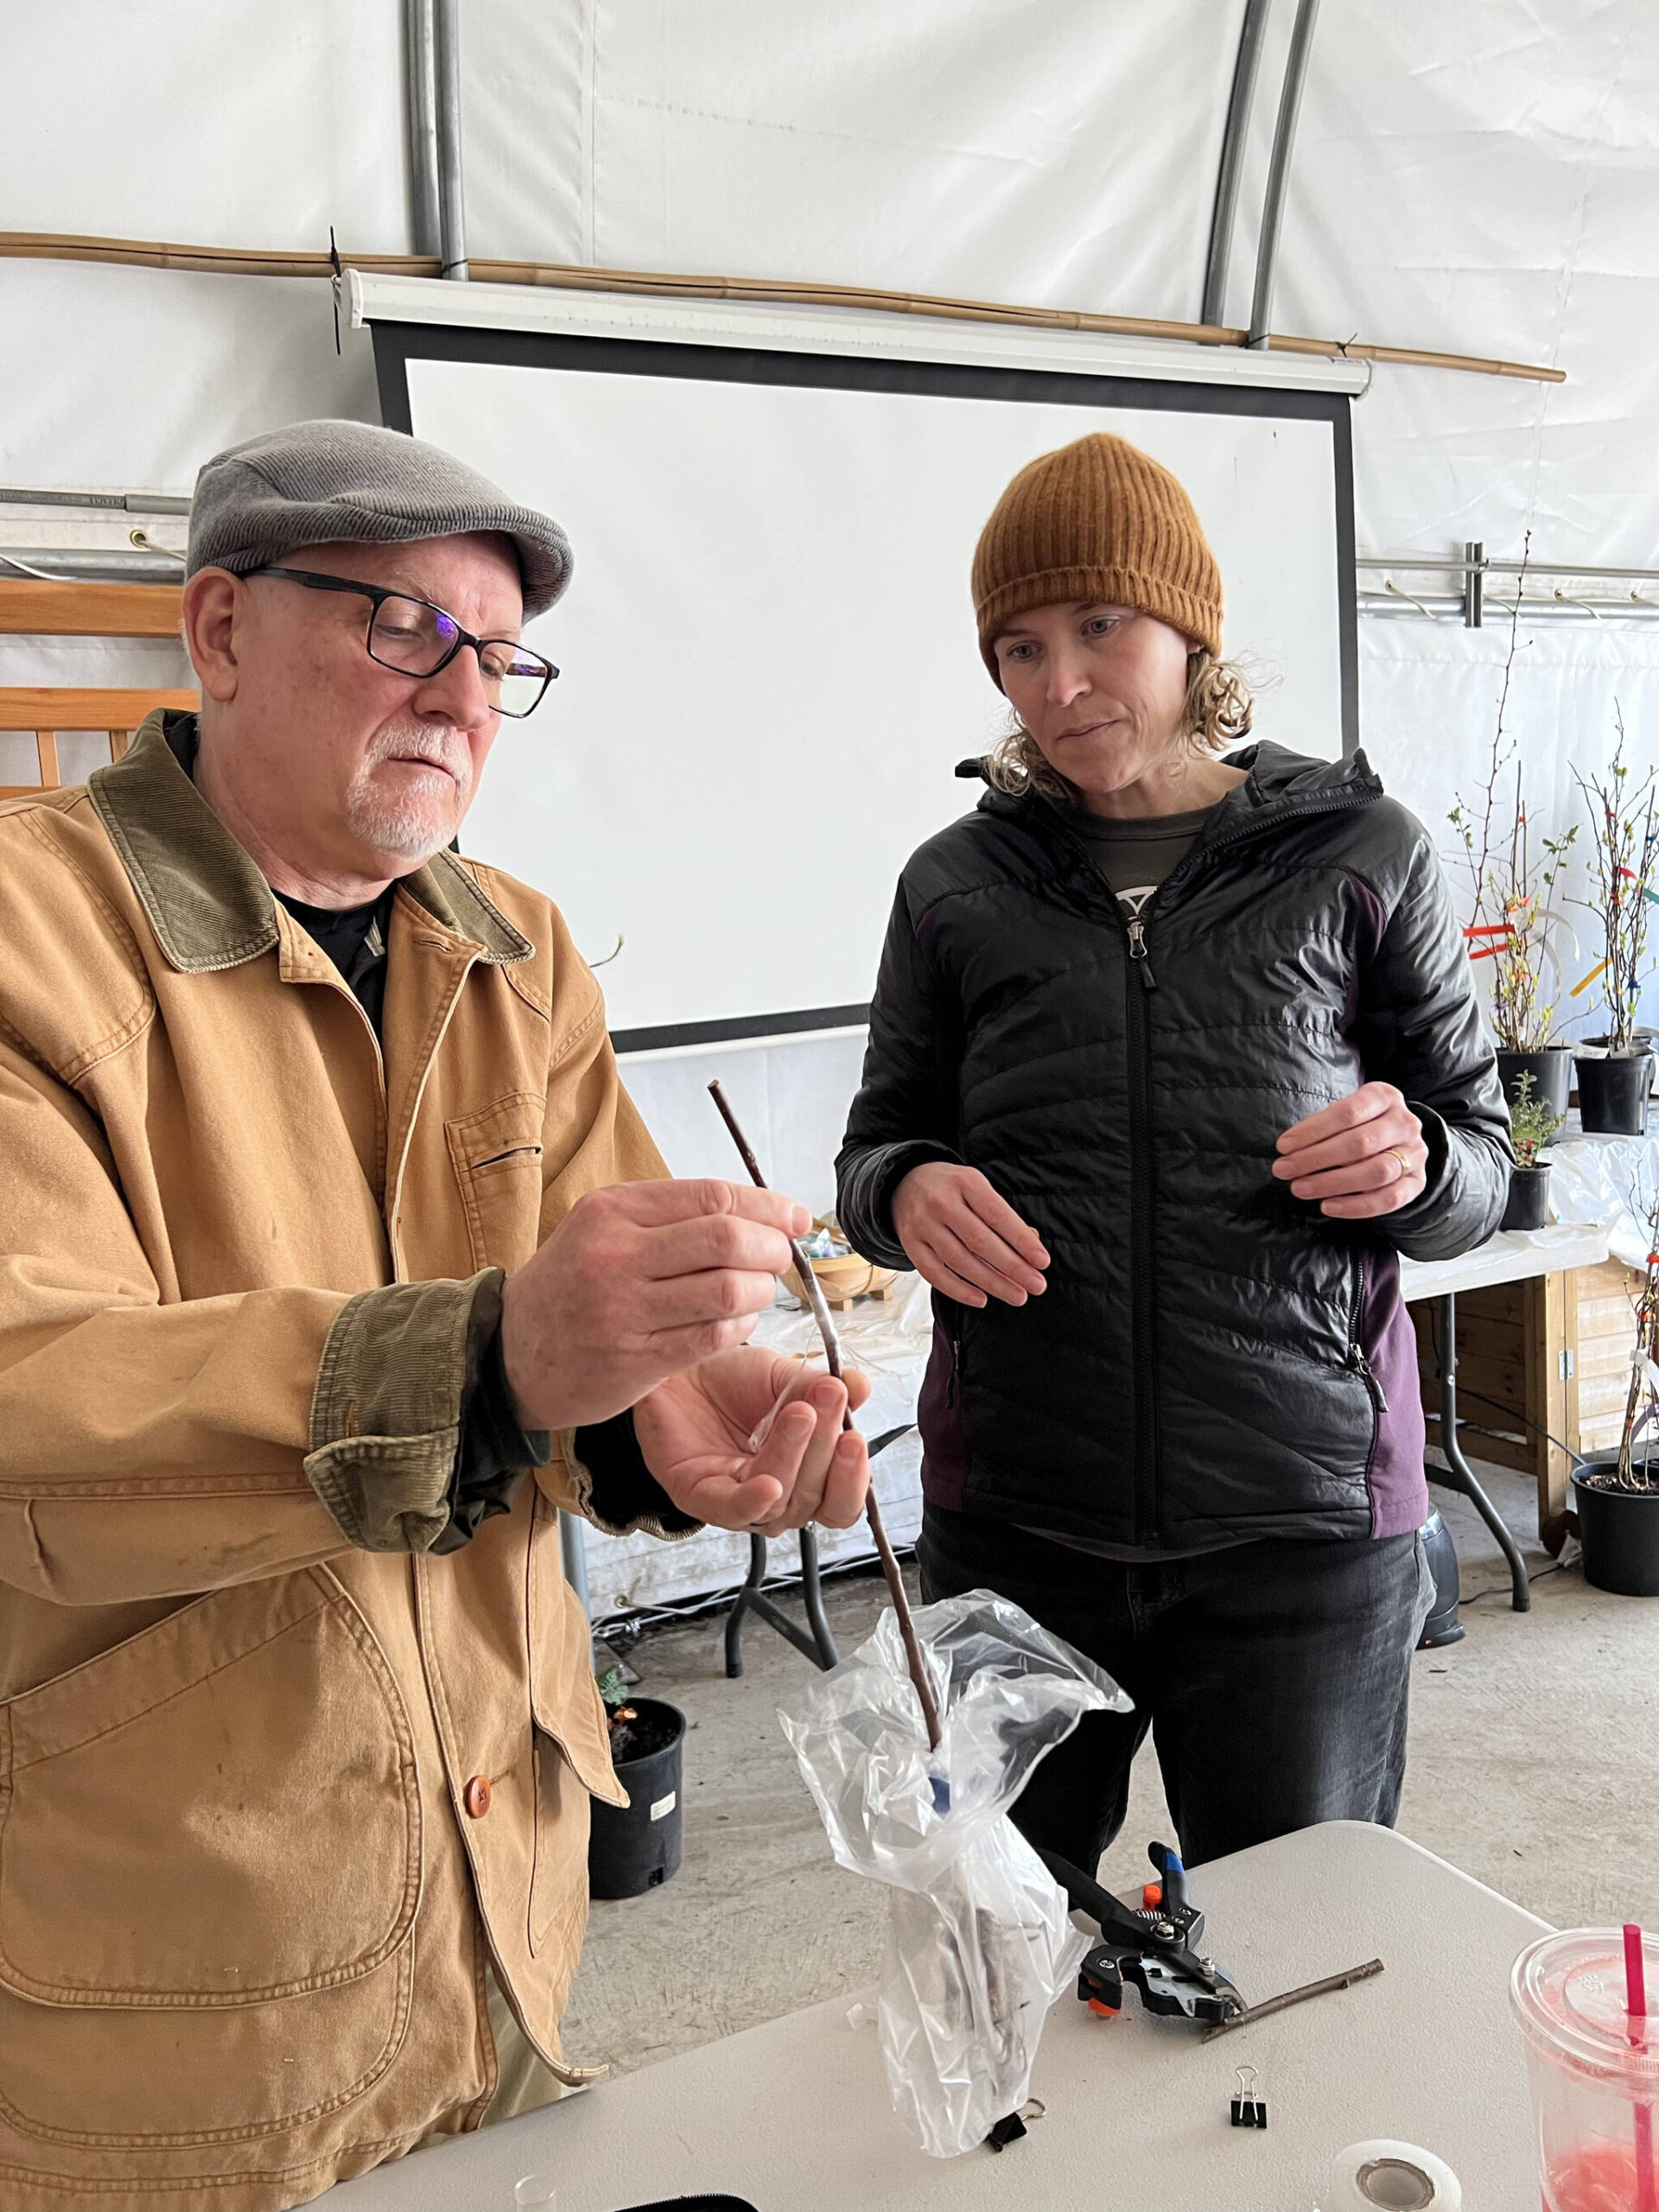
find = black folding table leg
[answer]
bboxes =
[723,1530,842,1677]
[723,1533,769,1678]
[721,1423,920,1676]
[1427,1289,1531,1612]
[798,1526,841,1669]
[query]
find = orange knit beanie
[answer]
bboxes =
[972,432,1224,685]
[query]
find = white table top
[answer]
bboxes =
[330,1821,1548,2212]
[1399,1222,1610,1303]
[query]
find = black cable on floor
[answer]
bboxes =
[1458,1560,1568,1606]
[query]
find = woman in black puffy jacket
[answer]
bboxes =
[836,432,1509,1870]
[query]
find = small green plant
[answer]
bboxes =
[1507,1070,1563,1167]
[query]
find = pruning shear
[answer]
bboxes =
[1039,1840,1244,2026]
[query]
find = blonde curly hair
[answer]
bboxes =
[983,649,1254,800]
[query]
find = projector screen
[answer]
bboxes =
[374,325,1356,1050]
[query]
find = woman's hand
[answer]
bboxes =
[892,1161,1050,1306]
[1273,1083,1429,1218]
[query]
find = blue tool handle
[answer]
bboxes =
[1154,1841,1189,1914]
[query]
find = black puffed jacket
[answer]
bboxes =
[836,743,1511,1549]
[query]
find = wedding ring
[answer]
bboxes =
[1388,1147,1414,1180]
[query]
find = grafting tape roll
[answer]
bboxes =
[1325,2139,1462,2211]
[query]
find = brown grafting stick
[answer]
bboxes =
[1202,1957,1385,2040]
[707,1079,944,1751]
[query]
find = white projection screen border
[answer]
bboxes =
[371,321,1358,1052]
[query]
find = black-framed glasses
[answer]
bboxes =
[248,565,558,719]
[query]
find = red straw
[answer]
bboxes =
[1630,1925,1649,2020]
[1627,1923,1656,2212]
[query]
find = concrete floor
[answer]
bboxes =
[562,1462,1659,2078]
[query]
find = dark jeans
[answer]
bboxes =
[918,1505,1433,1871]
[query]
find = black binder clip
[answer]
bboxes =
[1230,2064,1267,2129]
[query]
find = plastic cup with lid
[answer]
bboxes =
[1511,1928,1659,2212]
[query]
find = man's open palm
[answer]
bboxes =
[634,1347,872,1533]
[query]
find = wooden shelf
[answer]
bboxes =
[0,579,183,635]
[0,686,197,729]
[0,685,198,797]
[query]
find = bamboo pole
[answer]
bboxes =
[0,231,1566,385]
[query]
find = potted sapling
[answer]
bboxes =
[1572,715,1659,1135]
[1448,550,1578,1115]
[1501,1071,1563,1231]
[1573,1200,1659,1595]
[587,1662,686,1900]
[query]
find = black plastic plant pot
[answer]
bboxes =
[588,1697,685,1900]
[1495,1047,1573,1120]
[1500,1164,1551,1232]
[1574,1051,1655,1135]
[1573,1457,1659,1597]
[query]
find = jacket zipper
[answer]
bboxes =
[1046,780,1380,1548]
[1347,1343,1389,1412]
[1343,1252,1388,1411]
[1122,905,1160,1544]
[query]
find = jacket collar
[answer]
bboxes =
[89,710,532,974]
[967,740,1382,845]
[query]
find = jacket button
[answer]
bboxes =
[463,1775,493,1819]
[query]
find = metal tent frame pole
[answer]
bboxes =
[1201,0,1274,327]
[403,0,442,260]
[434,0,469,280]
[1248,0,1321,348]
[404,0,466,278]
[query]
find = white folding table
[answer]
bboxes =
[327,1821,1548,2212]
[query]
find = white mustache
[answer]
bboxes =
[367,725,472,788]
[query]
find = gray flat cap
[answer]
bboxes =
[187,419,571,617]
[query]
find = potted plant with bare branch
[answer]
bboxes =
[1572,713,1659,1135]
[1572,1193,1659,1594]
[1447,545,1578,1114]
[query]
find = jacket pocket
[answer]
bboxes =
[0,1567,422,2146]
[447,1090,547,1272]
[524,1489,624,1808]
[529,1726,592,1979]
[524,1488,620,1988]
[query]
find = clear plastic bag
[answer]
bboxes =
[777,1589,1130,2157]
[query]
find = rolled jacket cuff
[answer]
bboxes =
[563,1410,701,1541]
[306,1268,504,1553]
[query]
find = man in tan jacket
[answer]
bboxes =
[0,420,871,2210]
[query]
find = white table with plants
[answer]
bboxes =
[1447,653,1659,1601]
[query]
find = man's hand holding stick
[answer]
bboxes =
[708,1081,944,1753]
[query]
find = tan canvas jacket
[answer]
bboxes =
[0,713,671,2210]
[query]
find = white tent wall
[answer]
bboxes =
[4,1,1657,1198]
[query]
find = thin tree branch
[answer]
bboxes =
[707,1080,944,1750]
[1203,1957,1385,2039]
